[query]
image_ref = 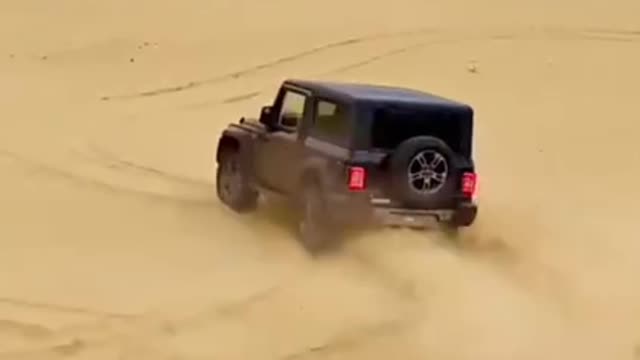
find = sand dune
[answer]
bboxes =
[1,0,640,359]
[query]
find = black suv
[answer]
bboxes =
[215,79,478,252]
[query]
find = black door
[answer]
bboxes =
[304,98,353,195]
[254,87,310,194]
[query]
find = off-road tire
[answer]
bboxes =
[439,204,478,239]
[449,204,478,227]
[389,136,458,208]
[296,182,338,254]
[216,149,258,212]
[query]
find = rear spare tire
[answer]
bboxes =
[389,136,457,208]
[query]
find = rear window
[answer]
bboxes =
[310,99,350,147]
[370,106,468,154]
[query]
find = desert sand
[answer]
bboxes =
[1,0,640,359]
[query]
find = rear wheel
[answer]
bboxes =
[296,183,338,254]
[216,149,258,212]
[449,203,478,227]
[439,204,478,240]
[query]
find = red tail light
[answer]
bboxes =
[461,172,477,198]
[348,166,367,191]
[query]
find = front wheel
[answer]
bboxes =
[216,149,258,212]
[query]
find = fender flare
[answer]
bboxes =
[215,128,257,182]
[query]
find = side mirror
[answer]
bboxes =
[259,106,275,127]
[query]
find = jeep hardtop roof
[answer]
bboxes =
[284,79,472,113]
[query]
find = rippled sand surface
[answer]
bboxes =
[1,0,640,359]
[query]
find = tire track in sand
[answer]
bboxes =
[0,286,281,359]
[192,26,640,110]
[582,28,640,40]
[0,148,213,207]
[278,319,415,360]
[76,144,209,189]
[0,298,134,320]
[99,28,435,101]
[180,38,444,111]
[0,281,410,360]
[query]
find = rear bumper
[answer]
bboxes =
[328,193,478,229]
[371,201,478,228]
[372,207,454,228]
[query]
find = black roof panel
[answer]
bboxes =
[285,79,471,110]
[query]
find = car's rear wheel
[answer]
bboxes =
[296,183,338,254]
[216,149,258,212]
[450,204,478,227]
[439,204,478,239]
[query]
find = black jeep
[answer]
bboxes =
[215,79,478,252]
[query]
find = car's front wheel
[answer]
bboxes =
[216,149,258,212]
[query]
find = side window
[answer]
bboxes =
[312,99,349,146]
[278,90,307,129]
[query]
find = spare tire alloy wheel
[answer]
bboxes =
[407,150,449,195]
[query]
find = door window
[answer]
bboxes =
[311,99,350,147]
[278,90,307,129]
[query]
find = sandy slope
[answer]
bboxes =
[1,0,640,359]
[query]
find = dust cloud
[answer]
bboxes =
[1,0,640,359]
